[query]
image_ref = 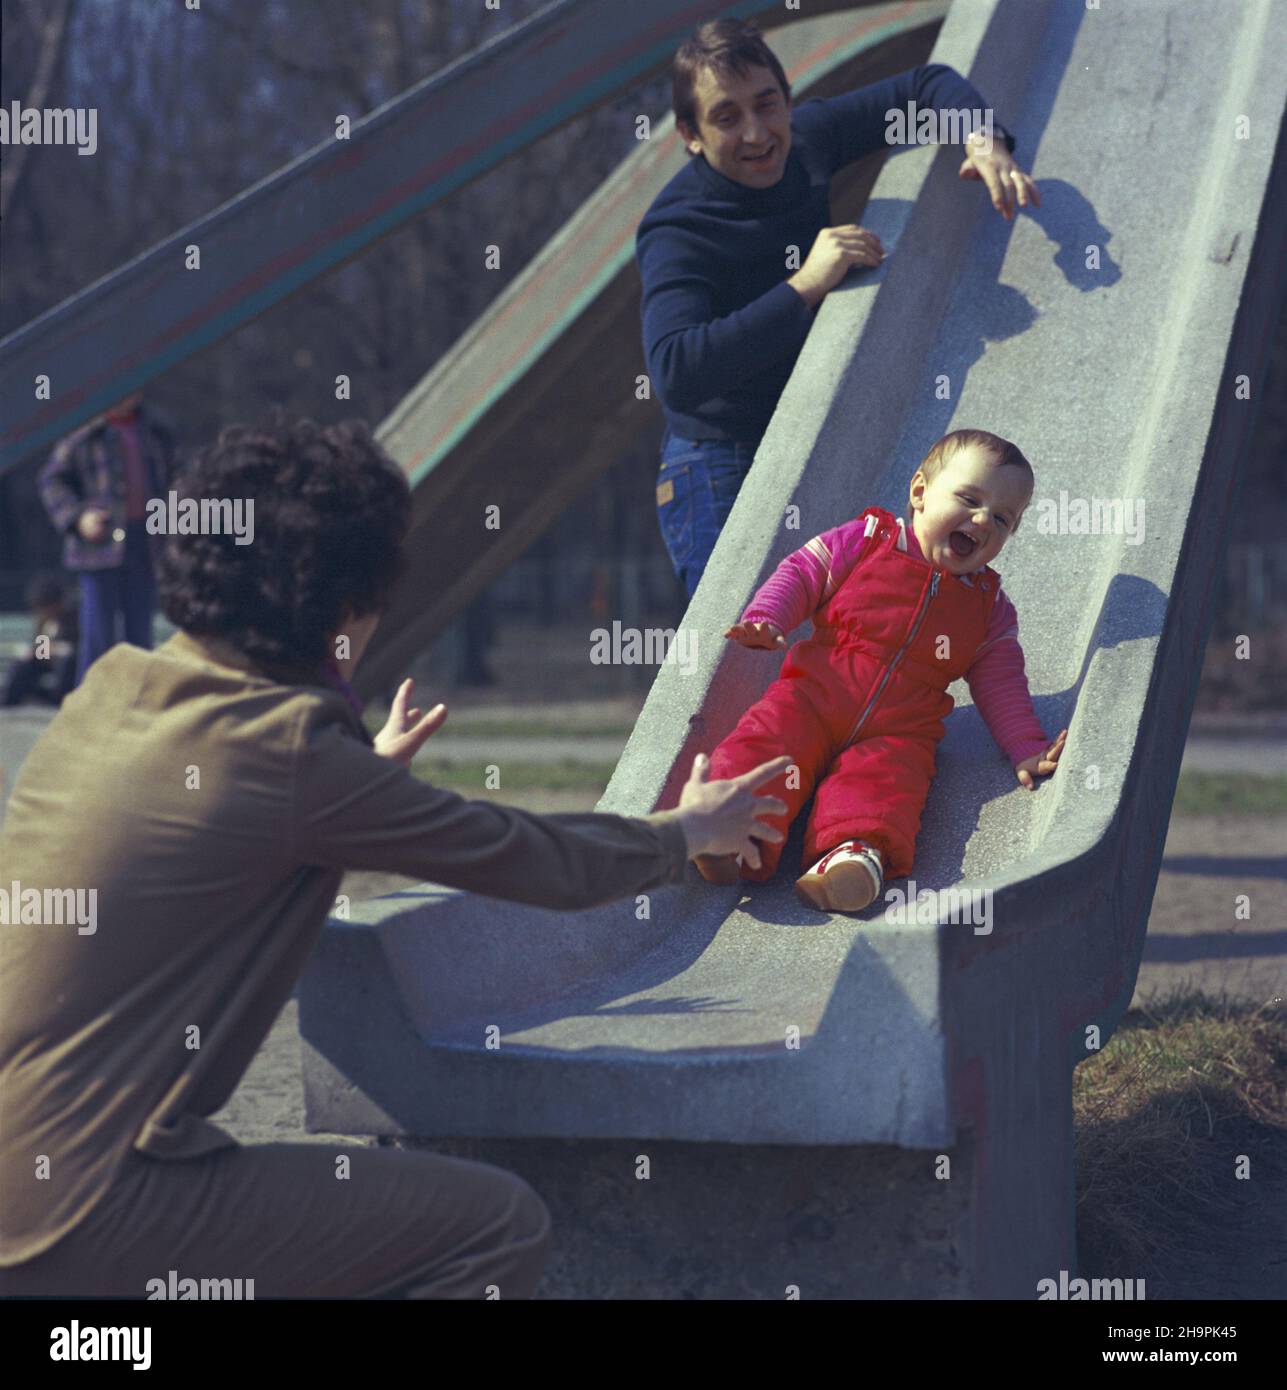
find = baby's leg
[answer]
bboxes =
[706,676,834,882]
[804,732,938,884]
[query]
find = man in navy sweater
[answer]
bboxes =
[637,17,1038,598]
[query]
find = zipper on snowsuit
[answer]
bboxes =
[841,569,942,749]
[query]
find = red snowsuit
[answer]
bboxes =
[708,506,1017,883]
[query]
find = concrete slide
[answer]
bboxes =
[297,0,1285,1298]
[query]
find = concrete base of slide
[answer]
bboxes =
[302,0,1287,1296]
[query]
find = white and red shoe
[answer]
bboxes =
[794,841,883,913]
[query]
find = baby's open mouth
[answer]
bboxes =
[948,531,977,558]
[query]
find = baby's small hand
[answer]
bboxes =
[725,620,786,650]
[1016,728,1068,789]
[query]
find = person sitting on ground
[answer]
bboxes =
[1,574,78,708]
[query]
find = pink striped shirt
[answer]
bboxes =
[742,512,1051,768]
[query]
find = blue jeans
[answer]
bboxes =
[655,429,759,599]
[76,519,156,684]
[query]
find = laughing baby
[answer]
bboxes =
[695,428,1068,913]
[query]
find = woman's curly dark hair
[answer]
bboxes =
[158,412,411,672]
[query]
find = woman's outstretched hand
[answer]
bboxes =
[725,620,786,650]
[676,752,792,870]
[373,678,448,767]
[1016,728,1068,790]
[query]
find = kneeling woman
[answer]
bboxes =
[0,413,788,1300]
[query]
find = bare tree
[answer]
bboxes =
[0,0,678,617]
[0,0,75,222]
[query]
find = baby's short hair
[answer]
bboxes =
[908,428,1033,532]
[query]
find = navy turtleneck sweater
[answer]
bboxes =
[636,64,1013,445]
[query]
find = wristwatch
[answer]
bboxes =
[968,122,1017,156]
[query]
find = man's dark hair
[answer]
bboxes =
[672,17,791,148]
[158,413,410,673]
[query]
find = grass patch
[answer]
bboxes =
[411,760,619,792]
[1172,772,1287,816]
[361,712,635,740]
[405,764,1287,816]
[429,719,636,739]
[1074,987,1287,1297]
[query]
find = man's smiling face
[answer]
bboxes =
[678,62,792,189]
